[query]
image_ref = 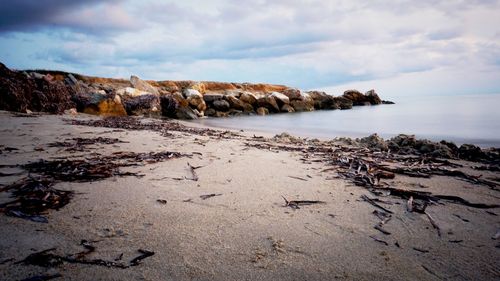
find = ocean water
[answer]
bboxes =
[192,94,500,148]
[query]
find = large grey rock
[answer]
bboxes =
[240,92,258,106]
[186,91,206,112]
[225,95,254,112]
[333,96,353,109]
[281,88,302,100]
[122,94,160,116]
[183,88,202,98]
[203,93,224,103]
[116,87,152,98]
[365,89,382,105]
[160,94,197,120]
[343,89,382,106]
[270,92,290,107]
[257,96,280,112]
[130,75,159,95]
[290,93,314,112]
[213,99,231,111]
[307,91,338,109]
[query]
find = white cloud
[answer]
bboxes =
[0,0,499,95]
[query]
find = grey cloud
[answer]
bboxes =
[0,0,128,34]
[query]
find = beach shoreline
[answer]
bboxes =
[0,111,499,281]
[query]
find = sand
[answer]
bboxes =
[0,111,499,281]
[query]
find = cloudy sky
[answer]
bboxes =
[0,0,499,98]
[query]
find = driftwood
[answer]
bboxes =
[282,196,325,209]
[424,212,441,237]
[200,193,222,200]
[187,162,201,181]
[360,195,393,214]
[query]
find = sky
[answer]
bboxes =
[0,0,499,98]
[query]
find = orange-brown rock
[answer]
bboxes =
[83,95,127,117]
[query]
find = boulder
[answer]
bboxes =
[257,96,280,112]
[213,99,231,111]
[191,82,206,94]
[183,88,202,98]
[270,92,290,107]
[224,90,242,98]
[343,90,368,106]
[290,94,314,112]
[82,94,127,117]
[332,97,353,109]
[281,104,295,113]
[122,94,160,116]
[239,91,258,106]
[382,100,395,104]
[74,90,117,115]
[343,89,383,106]
[130,75,159,95]
[160,94,198,120]
[184,90,206,112]
[116,87,152,98]
[365,89,382,105]
[281,88,302,100]
[203,93,224,103]
[225,95,254,112]
[256,107,269,116]
[30,72,45,80]
[307,91,338,109]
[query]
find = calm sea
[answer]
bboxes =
[192,94,500,148]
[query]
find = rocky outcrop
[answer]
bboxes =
[0,63,75,113]
[343,89,383,106]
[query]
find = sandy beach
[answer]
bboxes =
[0,111,499,281]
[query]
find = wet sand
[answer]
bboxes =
[0,111,499,281]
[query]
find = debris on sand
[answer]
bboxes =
[281,196,325,209]
[47,137,127,152]
[22,151,185,182]
[0,151,186,222]
[17,242,154,269]
[69,116,242,139]
[200,193,222,200]
[0,177,72,223]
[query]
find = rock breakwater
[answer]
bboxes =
[0,62,393,119]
